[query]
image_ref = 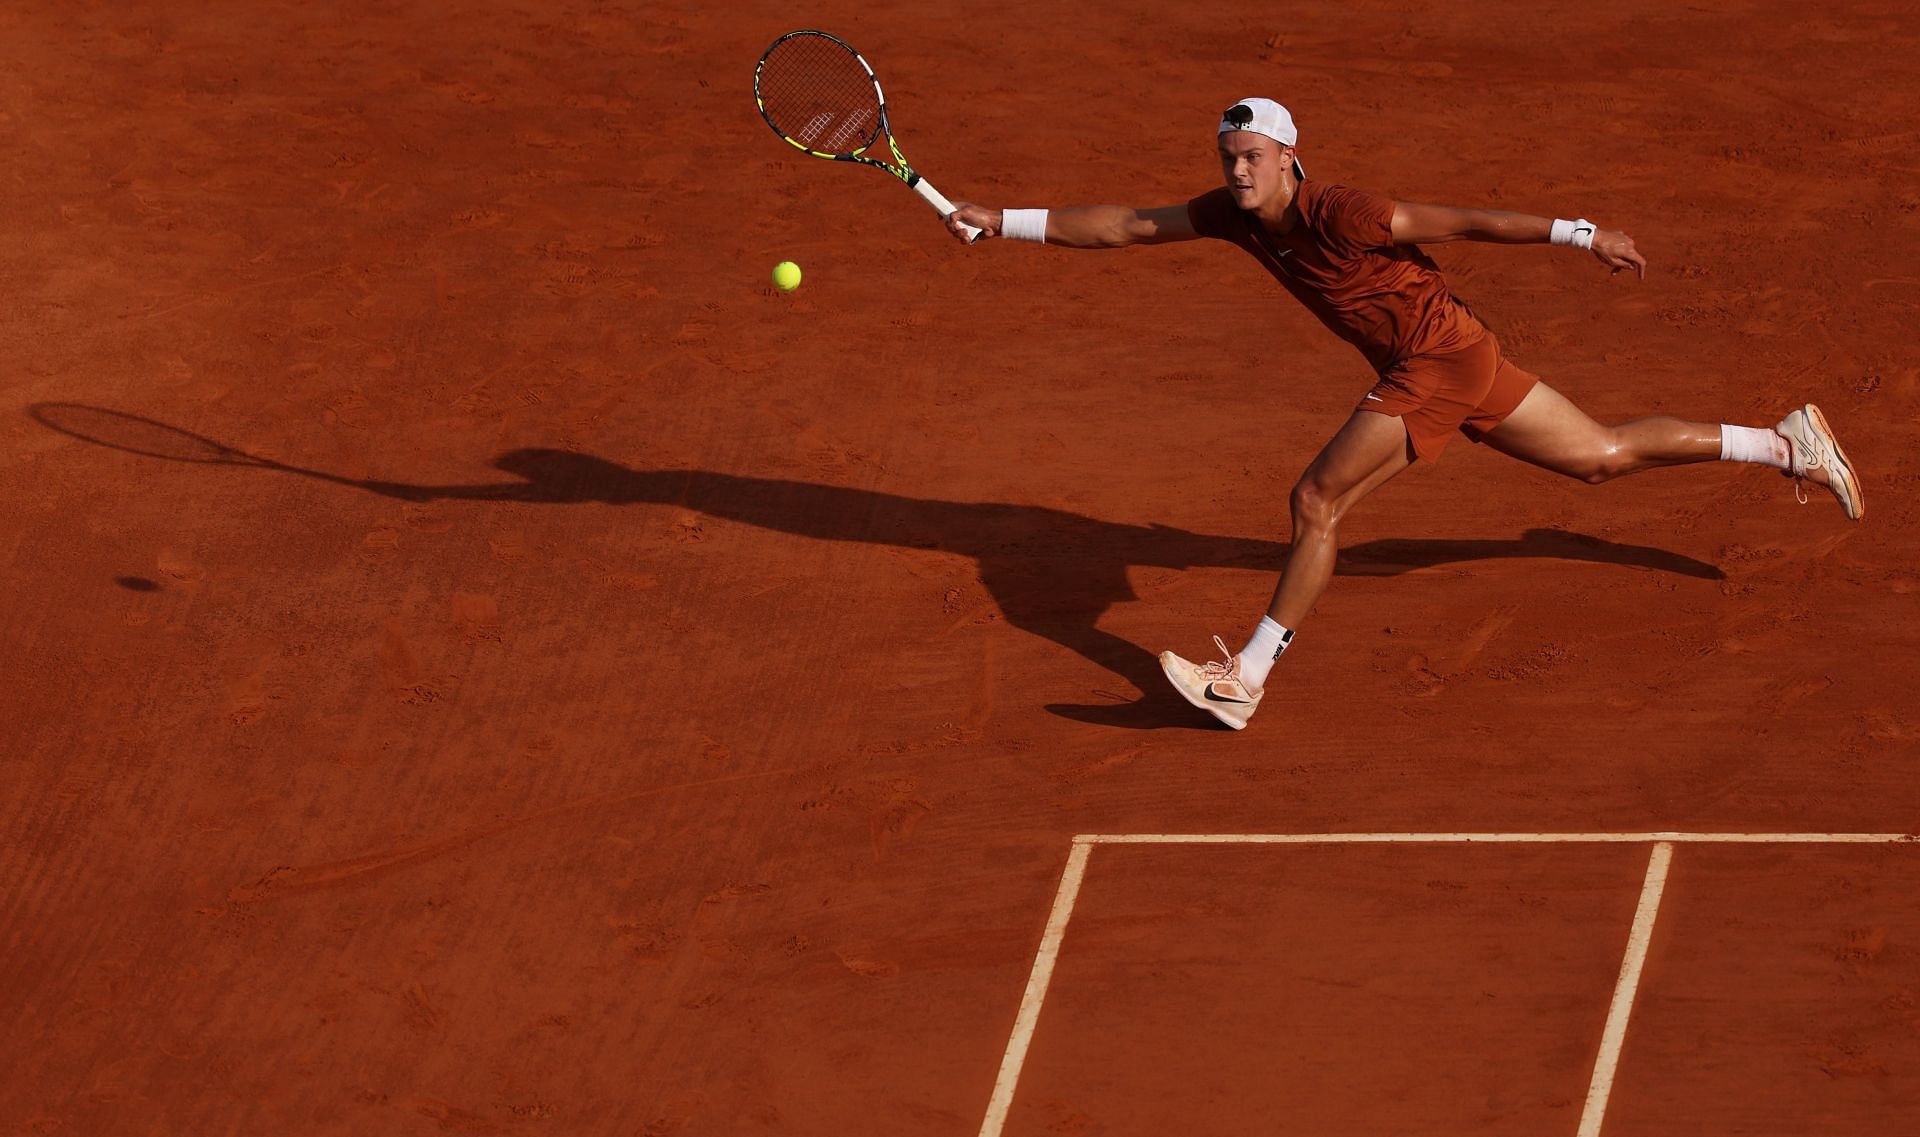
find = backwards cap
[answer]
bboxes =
[1218,98,1307,180]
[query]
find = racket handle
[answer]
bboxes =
[912,178,984,243]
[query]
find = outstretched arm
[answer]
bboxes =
[945,202,1199,248]
[1390,202,1647,279]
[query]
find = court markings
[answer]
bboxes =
[1578,841,1670,1137]
[979,841,1091,1137]
[979,832,1918,1137]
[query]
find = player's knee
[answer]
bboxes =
[1557,434,1631,484]
[1290,479,1337,531]
[1579,442,1633,484]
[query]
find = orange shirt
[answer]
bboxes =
[1187,180,1486,372]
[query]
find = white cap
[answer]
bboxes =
[1218,98,1307,179]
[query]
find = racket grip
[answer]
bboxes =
[912,178,984,243]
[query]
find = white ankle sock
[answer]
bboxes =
[1237,616,1294,690]
[1720,424,1789,469]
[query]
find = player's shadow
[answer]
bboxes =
[464,453,1722,727]
[30,405,1724,729]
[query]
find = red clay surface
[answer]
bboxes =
[4,1,1919,1134]
[1013,843,1655,1135]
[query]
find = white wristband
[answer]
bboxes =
[1001,208,1049,244]
[1551,217,1596,249]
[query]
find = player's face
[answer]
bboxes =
[1218,132,1294,210]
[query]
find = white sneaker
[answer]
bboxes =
[1775,404,1863,520]
[1160,635,1262,730]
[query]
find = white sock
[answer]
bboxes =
[1237,616,1294,690]
[1719,424,1789,469]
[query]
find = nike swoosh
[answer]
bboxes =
[1364,393,1384,402]
[1203,684,1253,705]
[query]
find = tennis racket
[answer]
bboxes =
[754,30,982,242]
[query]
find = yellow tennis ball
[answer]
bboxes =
[772,261,802,292]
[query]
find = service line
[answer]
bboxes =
[978,832,1913,1137]
[1080,832,1915,845]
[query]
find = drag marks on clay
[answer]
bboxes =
[401,502,455,535]
[1829,128,1920,156]
[359,526,400,564]
[449,592,502,644]
[1049,748,1148,789]
[118,265,341,325]
[447,207,507,232]
[1402,605,1519,697]
[794,774,938,863]
[486,529,526,562]
[227,767,803,904]
[609,912,683,966]
[154,547,201,585]
[1858,712,1920,744]
[1758,674,1835,712]
[380,619,421,692]
[836,954,902,979]
[969,635,998,732]
[942,598,1007,636]
[1833,925,1890,979]
[222,663,279,730]
[1483,641,1574,683]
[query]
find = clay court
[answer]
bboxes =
[5,1,1918,1133]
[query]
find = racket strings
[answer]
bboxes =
[757,35,882,155]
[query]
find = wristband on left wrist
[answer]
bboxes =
[1550,217,1596,249]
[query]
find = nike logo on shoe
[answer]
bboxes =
[1161,638,1263,730]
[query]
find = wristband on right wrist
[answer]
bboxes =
[1551,218,1597,249]
[1001,208,1049,244]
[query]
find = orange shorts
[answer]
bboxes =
[1358,335,1538,462]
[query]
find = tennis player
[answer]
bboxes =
[946,98,1863,730]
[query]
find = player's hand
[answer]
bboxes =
[947,202,1000,243]
[1592,230,1646,279]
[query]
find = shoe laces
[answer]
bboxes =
[1196,635,1242,681]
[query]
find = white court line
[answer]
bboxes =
[1081,832,1915,845]
[1578,841,1673,1137]
[978,840,1092,1137]
[977,833,1912,1137]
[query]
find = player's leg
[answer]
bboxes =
[1159,410,1412,729]
[1267,409,1415,628]
[1477,381,1721,482]
[1481,380,1862,518]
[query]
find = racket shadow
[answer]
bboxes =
[30,408,1724,727]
